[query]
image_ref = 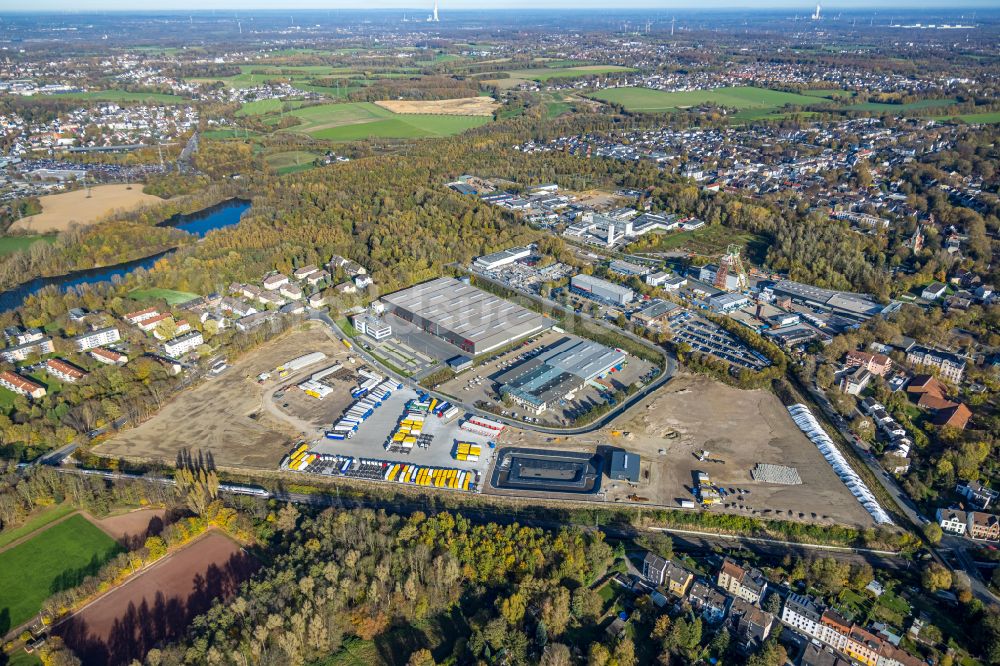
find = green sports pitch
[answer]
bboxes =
[0,514,120,628]
[588,86,822,113]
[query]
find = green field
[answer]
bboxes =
[265,150,324,175]
[236,98,307,117]
[129,287,200,305]
[276,102,490,141]
[0,503,75,550]
[840,97,959,112]
[0,234,56,257]
[589,86,821,113]
[54,90,187,104]
[934,111,1000,124]
[6,650,42,666]
[503,64,634,81]
[201,128,263,140]
[629,226,767,259]
[0,514,120,628]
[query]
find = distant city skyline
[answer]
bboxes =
[6,1,999,12]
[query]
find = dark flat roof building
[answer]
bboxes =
[381,277,551,355]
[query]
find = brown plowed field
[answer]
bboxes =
[374,96,499,116]
[55,531,256,665]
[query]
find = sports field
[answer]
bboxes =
[588,86,820,113]
[0,234,56,256]
[278,102,490,140]
[0,514,120,628]
[128,287,200,305]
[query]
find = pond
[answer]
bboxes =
[0,199,251,312]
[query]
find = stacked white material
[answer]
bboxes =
[787,404,892,525]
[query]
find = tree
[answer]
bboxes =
[587,642,611,666]
[540,643,571,666]
[407,649,435,666]
[613,637,636,666]
[572,587,602,622]
[921,562,952,593]
[763,591,782,614]
[276,503,300,532]
[747,638,787,666]
[923,522,943,546]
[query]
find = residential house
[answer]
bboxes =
[137,313,173,333]
[968,512,1000,542]
[818,609,852,652]
[933,403,972,430]
[0,371,45,399]
[801,643,851,666]
[307,270,330,287]
[334,281,358,295]
[936,508,968,536]
[354,274,374,290]
[44,358,86,383]
[921,282,947,300]
[957,480,998,510]
[1,336,54,362]
[123,307,159,324]
[220,297,257,317]
[782,593,824,637]
[292,265,319,281]
[663,561,694,597]
[845,625,882,666]
[717,558,768,605]
[687,581,730,623]
[727,598,774,652]
[642,552,668,586]
[90,347,128,365]
[262,273,290,290]
[845,350,893,377]
[906,346,966,382]
[236,311,276,332]
[279,283,303,300]
[308,292,327,308]
[73,327,120,351]
[840,366,872,395]
[162,331,203,359]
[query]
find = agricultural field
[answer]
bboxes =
[0,514,120,629]
[0,234,56,256]
[935,111,1000,124]
[274,101,490,141]
[588,86,822,113]
[265,150,324,175]
[235,98,307,117]
[373,96,499,116]
[0,502,75,550]
[838,97,959,112]
[52,90,188,104]
[53,531,256,665]
[484,64,633,89]
[9,185,163,233]
[128,287,200,305]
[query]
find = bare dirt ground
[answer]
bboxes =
[10,185,162,233]
[89,509,168,549]
[95,325,348,469]
[374,97,500,116]
[54,531,255,665]
[502,373,873,527]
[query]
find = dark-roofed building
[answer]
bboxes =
[717,558,768,605]
[642,552,668,586]
[381,277,551,356]
[770,279,885,320]
[906,346,966,382]
[801,643,851,666]
[727,598,774,652]
[496,337,625,414]
[687,581,730,623]
[609,450,640,483]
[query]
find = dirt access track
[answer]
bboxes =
[54,531,255,666]
[9,184,163,233]
[508,373,874,528]
[374,96,500,116]
[95,324,349,469]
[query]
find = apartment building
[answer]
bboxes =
[0,336,54,362]
[73,327,121,351]
[906,346,966,382]
[717,558,768,605]
[162,331,203,359]
[0,371,45,399]
[44,358,86,383]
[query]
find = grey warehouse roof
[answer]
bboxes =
[381,277,551,352]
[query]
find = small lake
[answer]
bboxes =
[0,199,250,312]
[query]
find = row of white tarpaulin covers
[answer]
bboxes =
[787,404,894,525]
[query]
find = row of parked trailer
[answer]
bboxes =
[281,445,480,492]
[413,393,461,422]
[387,409,427,451]
[453,441,482,462]
[787,404,893,525]
[326,378,403,440]
[460,415,505,438]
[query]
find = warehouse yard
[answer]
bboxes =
[505,373,874,527]
[95,325,348,468]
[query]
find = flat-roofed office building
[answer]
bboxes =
[380,277,551,355]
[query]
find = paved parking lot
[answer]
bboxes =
[305,386,498,481]
[668,310,770,371]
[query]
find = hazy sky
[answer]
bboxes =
[8,0,1000,11]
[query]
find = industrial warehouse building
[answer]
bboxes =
[473,245,533,271]
[496,337,627,414]
[379,277,551,355]
[571,274,635,306]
